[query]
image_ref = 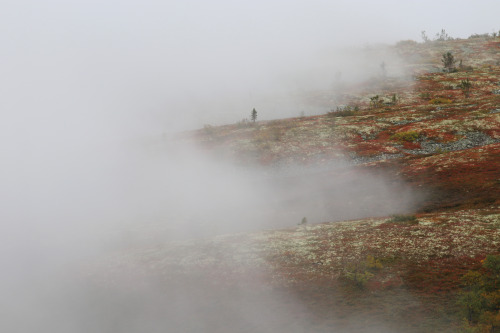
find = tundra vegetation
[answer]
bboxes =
[93,32,500,332]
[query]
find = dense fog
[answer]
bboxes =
[1,0,498,331]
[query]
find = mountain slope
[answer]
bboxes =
[90,35,500,332]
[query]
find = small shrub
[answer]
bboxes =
[483,254,500,276]
[459,78,473,98]
[388,214,418,223]
[333,109,355,117]
[458,291,485,324]
[430,97,453,104]
[478,311,500,332]
[468,33,491,39]
[390,131,420,142]
[343,255,383,289]
[461,271,485,288]
[344,267,374,289]
[299,217,308,225]
[328,105,358,117]
[421,31,430,43]
[442,51,457,72]
[457,254,500,328]
[391,94,398,105]
[370,95,384,109]
[435,29,452,41]
[366,255,383,270]
[419,92,431,100]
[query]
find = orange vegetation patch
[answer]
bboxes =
[400,144,500,210]
[403,255,484,294]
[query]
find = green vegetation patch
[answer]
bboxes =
[457,254,500,331]
[328,105,359,117]
[342,255,384,290]
[388,214,419,224]
[390,131,420,142]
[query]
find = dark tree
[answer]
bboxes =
[251,108,257,122]
[442,52,457,72]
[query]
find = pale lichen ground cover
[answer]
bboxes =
[93,208,499,292]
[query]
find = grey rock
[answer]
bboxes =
[403,131,499,155]
[348,152,404,165]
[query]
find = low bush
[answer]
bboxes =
[468,33,491,39]
[343,267,374,289]
[390,131,420,142]
[328,105,359,117]
[370,95,384,109]
[390,94,399,105]
[388,214,418,223]
[459,78,473,98]
[458,254,500,330]
[419,92,432,100]
[436,29,453,41]
[365,255,383,270]
[342,255,384,290]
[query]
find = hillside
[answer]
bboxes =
[89,35,500,332]
[189,36,499,213]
